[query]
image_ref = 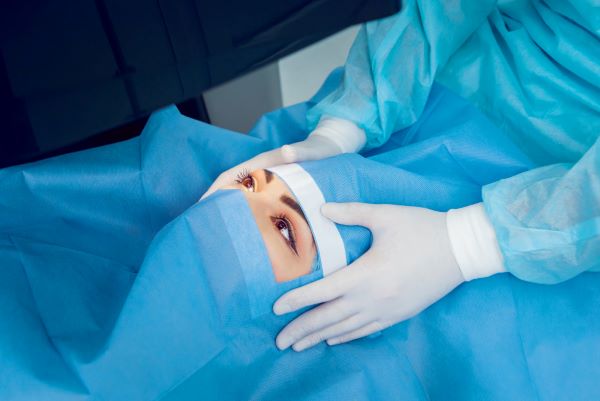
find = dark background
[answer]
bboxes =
[0,0,399,168]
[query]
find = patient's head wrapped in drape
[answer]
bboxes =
[2,70,599,401]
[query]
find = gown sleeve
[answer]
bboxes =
[306,0,496,149]
[482,136,600,284]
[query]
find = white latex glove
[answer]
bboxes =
[273,202,505,352]
[201,117,366,199]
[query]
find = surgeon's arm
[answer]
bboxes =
[450,137,600,283]
[307,0,497,150]
[478,137,600,284]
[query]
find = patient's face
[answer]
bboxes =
[221,169,316,282]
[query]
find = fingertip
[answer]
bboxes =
[320,202,343,220]
[320,202,360,227]
[276,334,292,351]
[273,301,291,315]
[273,292,299,314]
[281,145,297,163]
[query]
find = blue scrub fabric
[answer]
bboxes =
[307,0,600,284]
[1,70,599,400]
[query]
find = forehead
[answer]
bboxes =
[259,169,288,194]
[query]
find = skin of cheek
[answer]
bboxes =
[217,170,317,282]
[244,193,316,282]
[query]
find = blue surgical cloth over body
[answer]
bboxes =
[1,72,599,400]
[307,0,600,284]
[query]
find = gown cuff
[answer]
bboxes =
[446,203,507,281]
[309,116,367,154]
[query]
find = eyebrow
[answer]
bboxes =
[280,195,308,225]
[264,170,274,184]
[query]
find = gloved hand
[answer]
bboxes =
[201,117,366,199]
[273,202,470,352]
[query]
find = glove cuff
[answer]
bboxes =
[446,203,507,281]
[310,116,366,154]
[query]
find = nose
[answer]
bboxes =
[242,189,272,213]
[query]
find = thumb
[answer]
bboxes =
[321,202,383,228]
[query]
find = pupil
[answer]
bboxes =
[276,220,286,230]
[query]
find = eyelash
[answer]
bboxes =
[235,168,251,185]
[273,214,298,256]
[235,170,299,256]
[235,169,256,192]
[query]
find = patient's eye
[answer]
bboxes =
[272,216,298,256]
[241,176,255,191]
[275,219,290,241]
[235,170,256,192]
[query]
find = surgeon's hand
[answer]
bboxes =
[201,117,366,199]
[273,202,466,351]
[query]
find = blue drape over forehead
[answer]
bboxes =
[1,69,599,401]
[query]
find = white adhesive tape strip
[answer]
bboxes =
[268,163,347,276]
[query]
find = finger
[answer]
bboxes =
[321,202,386,228]
[291,314,370,352]
[273,249,377,316]
[283,135,341,162]
[275,299,355,350]
[251,147,288,167]
[281,144,300,163]
[273,272,355,315]
[326,321,383,346]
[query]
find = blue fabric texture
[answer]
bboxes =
[307,0,600,284]
[483,137,600,283]
[1,71,599,400]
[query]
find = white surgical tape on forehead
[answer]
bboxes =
[267,164,346,276]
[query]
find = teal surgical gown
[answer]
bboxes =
[307,0,600,284]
